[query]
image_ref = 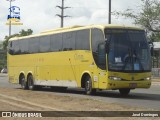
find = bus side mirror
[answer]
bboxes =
[98,42,106,65]
[148,41,153,56]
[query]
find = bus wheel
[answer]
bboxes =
[119,88,130,96]
[85,76,95,95]
[20,75,28,90]
[28,75,35,90]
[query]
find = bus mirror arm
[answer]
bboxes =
[105,40,109,54]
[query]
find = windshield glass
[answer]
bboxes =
[105,29,151,72]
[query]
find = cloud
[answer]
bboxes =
[0,0,142,41]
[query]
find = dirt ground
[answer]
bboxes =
[0,87,159,120]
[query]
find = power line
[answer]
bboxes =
[56,0,71,28]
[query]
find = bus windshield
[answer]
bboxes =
[105,29,151,72]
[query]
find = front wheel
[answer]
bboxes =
[85,76,96,95]
[119,88,130,96]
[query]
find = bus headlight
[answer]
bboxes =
[109,76,122,81]
[144,77,151,80]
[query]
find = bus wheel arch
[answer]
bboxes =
[81,73,96,95]
[81,73,90,88]
[27,73,35,90]
[19,73,28,90]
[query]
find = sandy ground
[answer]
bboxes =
[0,87,159,120]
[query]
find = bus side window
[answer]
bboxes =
[50,34,63,52]
[91,28,105,70]
[19,39,29,54]
[98,42,106,69]
[29,37,39,53]
[76,29,90,50]
[12,40,20,55]
[62,32,76,51]
[8,41,14,55]
[39,35,51,53]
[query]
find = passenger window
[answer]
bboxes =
[76,29,90,50]
[92,28,104,53]
[50,34,63,52]
[39,36,51,52]
[12,40,20,54]
[19,39,29,54]
[63,32,76,51]
[29,37,39,53]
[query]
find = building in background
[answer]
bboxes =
[152,42,160,77]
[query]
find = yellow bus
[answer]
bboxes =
[8,25,152,96]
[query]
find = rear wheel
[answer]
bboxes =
[20,75,28,90]
[28,75,35,90]
[85,76,96,95]
[119,88,130,96]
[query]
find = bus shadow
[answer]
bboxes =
[96,91,160,101]
[29,87,160,102]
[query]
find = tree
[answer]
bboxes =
[115,0,160,41]
[19,29,33,37]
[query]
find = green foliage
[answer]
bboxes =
[114,0,160,41]
[19,29,33,37]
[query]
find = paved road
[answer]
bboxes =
[0,74,160,110]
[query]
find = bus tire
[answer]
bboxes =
[28,75,35,90]
[20,75,28,90]
[119,88,130,96]
[85,76,95,95]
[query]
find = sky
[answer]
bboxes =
[0,0,142,41]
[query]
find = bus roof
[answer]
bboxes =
[9,24,143,41]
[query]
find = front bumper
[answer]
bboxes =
[107,80,151,89]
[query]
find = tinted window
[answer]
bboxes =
[76,29,90,50]
[91,28,105,70]
[63,32,76,51]
[8,41,13,55]
[92,28,104,52]
[29,37,39,53]
[50,34,63,52]
[12,40,20,54]
[39,35,50,52]
[19,39,29,54]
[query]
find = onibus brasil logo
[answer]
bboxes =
[6,5,23,25]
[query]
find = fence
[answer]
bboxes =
[152,68,160,78]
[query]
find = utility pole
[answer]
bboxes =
[7,0,15,36]
[108,0,111,24]
[56,0,71,28]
